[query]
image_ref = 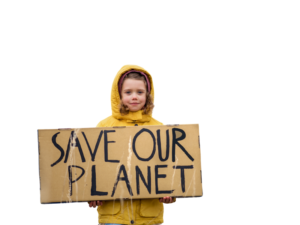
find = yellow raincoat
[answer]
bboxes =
[96,65,167,225]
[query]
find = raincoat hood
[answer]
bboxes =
[111,65,155,123]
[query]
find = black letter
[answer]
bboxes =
[82,130,103,161]
[132,128,156,161]
[68,165,85,196]
[173,165,194,193]
[155,165,174,194]
[91,165,108,196]
[51,132,64,167]
[64,131,86,163]
[136,166,151,195]
[111,164,133,197]
[157,129,169,161]
[172,128,194,162]
[104,130,119,163]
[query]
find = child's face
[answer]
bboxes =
[121,78,147,112]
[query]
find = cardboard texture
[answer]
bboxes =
[38,124,202,203]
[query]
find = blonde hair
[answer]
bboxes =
[119,72,154,115]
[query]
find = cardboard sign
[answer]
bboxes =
[38,124,202,203]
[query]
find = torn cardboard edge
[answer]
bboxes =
[201,170,203,184]
[170,195,203,199]
[40,195,204,205]
[57,127,72,130]
[36,123,193,131]
[166,123,179,126]
[40,202,74,205]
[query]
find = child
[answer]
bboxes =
[89,65,175,225]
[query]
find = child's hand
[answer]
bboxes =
[159,196,173,204]
[88,200,103,208]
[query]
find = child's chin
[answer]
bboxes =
[129,107,142,112]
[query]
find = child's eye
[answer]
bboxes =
[125,91,143,94]
[138,91,144,94]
